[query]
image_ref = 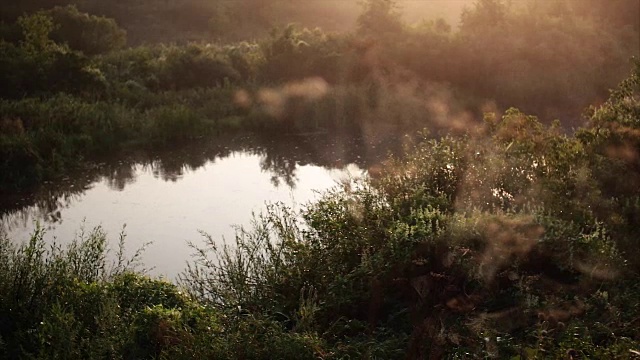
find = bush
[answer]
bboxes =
[0,226,131,358]
[258,25,351,84]
[0,225,331,359]
[143,104,203,144]
[48,5,126,55]
[158,44,240,91]
[96,46,162,92]
[0,12,106,99]
[0,95,137,190]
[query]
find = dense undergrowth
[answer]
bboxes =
[0,227,322,359]
[2,61,640,359]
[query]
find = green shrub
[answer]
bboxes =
[258,25,350,84]
[0,226,115,358]
[158,44,240,91]
[0,95,141,190]
[0,12,106,99]
[47,5,126,55]
[111,273,189,315]
[96,46,162,92]
[144,104,203,144]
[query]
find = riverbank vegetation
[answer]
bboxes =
[1,0,638,191]
[2,58,640,358]
[1,0,640,357]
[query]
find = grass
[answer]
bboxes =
[0,225,325,359]
[0,88,256,191]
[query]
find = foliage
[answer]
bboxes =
[157,44,240,90]
[258,25,350,84]
[0,226,328,359]
[0,3,639,355]
[0,226,135,359]
[181,68,640,357]
[0,95,134,188]
[0,12,105,99]
[0,89,253,191]
[47,5,126,55]
[577,59,640,271]
[354,0,638,123]
[1,0,638,193]
[357,0,404,37]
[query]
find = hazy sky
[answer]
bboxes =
[275,0,476,31]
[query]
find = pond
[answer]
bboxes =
[0,134,389,280]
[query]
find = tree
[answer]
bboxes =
[47,5,126,55]
[0,11,106,98]
[357,0,404,37]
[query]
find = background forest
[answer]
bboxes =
[1,0,638,190]
[1,0,640,359]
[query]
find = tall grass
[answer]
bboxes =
[0,88,252,191]
[0,224,327,359]
[0,225,140,358]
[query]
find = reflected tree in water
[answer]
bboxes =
[0,133,388,232]
[104,161,137,191]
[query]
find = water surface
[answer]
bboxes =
[1,135,373,279]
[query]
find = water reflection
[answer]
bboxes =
[1,133,379,222]
[0,132,389,279]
